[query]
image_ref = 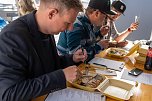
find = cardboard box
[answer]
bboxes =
[135,55,146,64]
[72,72,106,92]
[98,79,134,101]
[137,45,148,57]
[71,72,134,100]
[107,43,140,58]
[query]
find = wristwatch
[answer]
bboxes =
[128,28,133,32]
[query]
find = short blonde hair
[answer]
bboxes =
[85,6,96,15]
[18,0,36,16]
[40,0,83,12]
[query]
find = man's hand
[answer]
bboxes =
[117,41,128,47]
[73,49,87,63]
[63,65,78,82]
[129,22,139,32]
[100,25,109,36]
[99,39,109,49]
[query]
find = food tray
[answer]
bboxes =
[97,79,134,101]
[70,64,134,100]
[71,72,106,92]
[107,43,140,58]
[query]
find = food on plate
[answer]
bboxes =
[108,48,128,56]
[75,74,104,88]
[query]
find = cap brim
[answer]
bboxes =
[116,9,125,16]
[105,10,117,15]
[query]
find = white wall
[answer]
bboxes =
[115,0,152,41]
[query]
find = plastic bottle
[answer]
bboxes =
[144,42,152,70]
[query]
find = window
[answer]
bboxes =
[0,0,16,4]
[0,0,18,22]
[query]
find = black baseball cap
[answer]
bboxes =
[88,0,116,15]
[112,1,126,14]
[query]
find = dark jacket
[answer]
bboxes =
[0,11,75,101]
[57,13,103,61]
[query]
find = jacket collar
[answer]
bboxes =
[20,10,49,39]
[77,13,92,25]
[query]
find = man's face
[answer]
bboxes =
[93,11,107,26]
[47,8,79,35]
[109,7,122,21]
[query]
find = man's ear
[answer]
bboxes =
[95,10,100,17]
[48,8,58,19]
[92,10,99,18]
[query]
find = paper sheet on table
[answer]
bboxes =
[89,57,125,71]
[121,69,152,85]
[95,69,117,76]
[45,87,106,101]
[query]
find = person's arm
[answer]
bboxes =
[59,54,77,67]
[95,26,109,38]
[114,28,132,42]
[0,33,66,101]
[91,26,109,51]
[95,30,104,39]
[66,24,102,60]
[114,22,139,42]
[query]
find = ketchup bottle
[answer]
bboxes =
[144,42,152,70]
